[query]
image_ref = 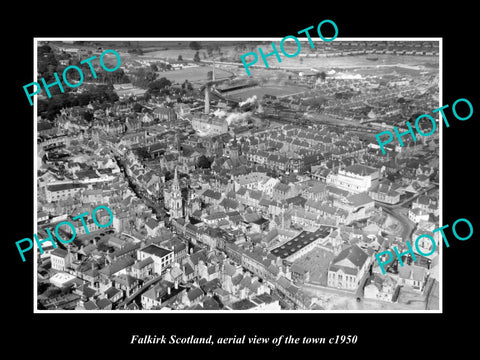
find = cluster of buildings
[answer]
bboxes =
[284,40,440,57]
[36,42,440,311]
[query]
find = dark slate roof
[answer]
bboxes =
[344,164,377,176]
[51,248,68,257]
[337,245,368,266]
[187,287,204,301]
[140,244,172,258]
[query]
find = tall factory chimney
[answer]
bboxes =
[212,58,216,82]
[204,85,210,114]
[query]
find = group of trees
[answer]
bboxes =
[38,44,130,86]
[181,80,193,91]
[38,44,59,83]
[38,84,119,120]
[193,51,201,62]
[189,42,201,51]
[130,67,159,88]
[97,68,130,84]
[150,62,172,72]
[316,71,327,81]
[147,77,172,96]
[196,155,212,169]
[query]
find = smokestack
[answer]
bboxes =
[204,86,210,114]
[212,59,216,82]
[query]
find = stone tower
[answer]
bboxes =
[169,167,183,219]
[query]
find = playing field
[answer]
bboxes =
[158,66,234,85]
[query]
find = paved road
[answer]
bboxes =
[381,206,416,242]
[375,184,438,242]
[394,184,437,208]
[117,275,163,309]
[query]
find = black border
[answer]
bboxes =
[7,4,478,355]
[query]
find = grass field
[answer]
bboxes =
[156,66,234,85]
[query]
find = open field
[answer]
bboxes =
[156,65,234,84]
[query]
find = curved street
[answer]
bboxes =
[381,205,416,242]
[375,184,437,242]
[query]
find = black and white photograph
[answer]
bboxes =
[33,38,441,313]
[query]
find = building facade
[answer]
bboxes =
[326,164,380,194]
[137,244,174,275]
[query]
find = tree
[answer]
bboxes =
[206,45,214,57]
[193,51,201,63]
[196,155,212,169]
[133,103,143,113]
[131,67,158,88]
[164,170,173,182]
[44,287,61,298]
[189,41,201,51]
[136,147,150,160]
[177,55,183,61]
[83,111,94,122]
[150,63,158,72]
[78,93,92,106]
[148,77,172,95]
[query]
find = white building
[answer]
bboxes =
[191,115,228,136]
[50,248,71,271]
[258,177,280,196]
[49,272,77,288]
[137,244,174,275]
[328,245,370,291]
[408,208,430,223]
[45,183,85,202]
[326,164,380,194]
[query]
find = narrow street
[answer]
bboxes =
[113,153,165,217]
[116,275,164,309]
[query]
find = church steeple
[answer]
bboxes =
[175,132,181,152]
[169,166,183,219]
[172,166,180,191]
